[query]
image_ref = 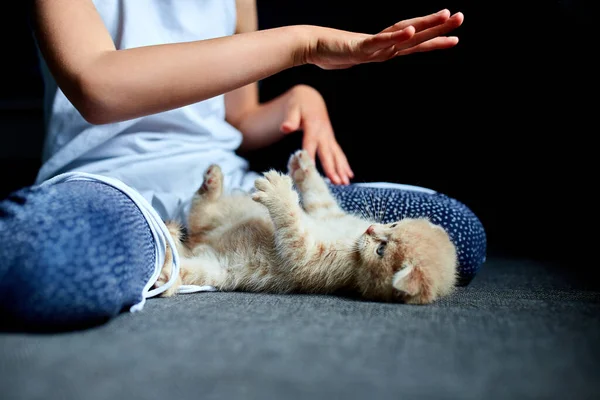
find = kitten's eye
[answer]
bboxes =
[390,223,397,228]
[376,242,386,257]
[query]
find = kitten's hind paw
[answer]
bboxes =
[197,164,223,199]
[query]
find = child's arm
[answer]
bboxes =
[223,0,260,130]
[234,84,355,185]
[31,0,463,126]
[224,2,462,185]
[223,0,352,184]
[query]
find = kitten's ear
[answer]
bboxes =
[393,262,435,304]
[392,262,418,296]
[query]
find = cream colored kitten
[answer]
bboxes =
[155,150,458,304]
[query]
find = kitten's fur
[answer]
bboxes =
[155,150,458,304]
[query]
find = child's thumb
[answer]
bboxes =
[280,106,302,134]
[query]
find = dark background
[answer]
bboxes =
[0,1,593,268]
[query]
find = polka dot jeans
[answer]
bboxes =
[328,185,487,285]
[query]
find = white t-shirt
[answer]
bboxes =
[35,0,260,224]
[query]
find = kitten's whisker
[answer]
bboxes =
[372,191,379,223]
[367,192,373,212]
[386,194,391,221]
[367,192,376,221]
[362,191,370,220]
[358,195,370,221]
[368,191,377,222]
[359,191,373,221]
[376,193,383,223]
[380,193,389,223]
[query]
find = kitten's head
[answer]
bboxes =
[355,218,458,304]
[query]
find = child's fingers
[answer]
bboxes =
[395,36,459,57]
[318,146,341,185]
[369,45,400,63]
[280,106,302,134]
[361,26,415,53]
[302,135,318,164]
[333,145,352,185]
[347,165,355,179]
[394,12,463,53]
[380,9,450,34]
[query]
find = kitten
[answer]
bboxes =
[155,150,458,304]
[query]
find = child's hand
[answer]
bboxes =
[280,85,353,185]
[301,9,464,70]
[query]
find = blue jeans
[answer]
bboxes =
[0,180,486,331]
[0,181,156,331]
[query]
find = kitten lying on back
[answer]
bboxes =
[155,150,458,304]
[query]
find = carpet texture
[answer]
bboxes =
[1,257,599,400]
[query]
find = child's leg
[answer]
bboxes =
[0,181,157,331]
[327,184,487,286]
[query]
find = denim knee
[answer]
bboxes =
[0,182,155,330]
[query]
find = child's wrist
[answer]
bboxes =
[287,25,317,67]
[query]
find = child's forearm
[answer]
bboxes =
[75,27,308,124]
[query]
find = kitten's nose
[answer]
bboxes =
[366,225,375,235]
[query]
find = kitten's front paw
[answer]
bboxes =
[252,170,298,206]
[288,150,317,187]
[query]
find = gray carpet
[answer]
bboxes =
[2,257,599,400]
